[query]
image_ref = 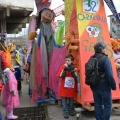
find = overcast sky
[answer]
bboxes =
[31,0,120,29]
[13,0,120,37]
[105,0,120,14]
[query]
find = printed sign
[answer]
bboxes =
[64,77,75,88]
[83,0,100,13]
[70,0,120,104]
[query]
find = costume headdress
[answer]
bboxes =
[111,38,119,51]
[0,42,16,70]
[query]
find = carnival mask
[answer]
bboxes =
[41,9,54,22]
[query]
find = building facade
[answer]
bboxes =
[109,14,120,38]
[6,37,27,47]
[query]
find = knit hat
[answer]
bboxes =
[94,41,107,52]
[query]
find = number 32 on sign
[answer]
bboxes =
[83,0,100,13]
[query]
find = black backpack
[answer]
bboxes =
[85,54,106,86]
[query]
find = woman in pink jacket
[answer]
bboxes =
[0,50,20,119]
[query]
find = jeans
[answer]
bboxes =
[62,97,74,115]
[17,80,21,91]
[92,89,112,120]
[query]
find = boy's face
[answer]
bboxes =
[65,58,72,65]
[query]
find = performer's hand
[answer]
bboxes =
[12,90,16,96]
[11,68,15,72]
[68,65,75,71]
[64,65,76,72]
[64,67,68,71]
[64,64,68,67]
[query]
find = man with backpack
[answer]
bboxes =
[85,41,116,120]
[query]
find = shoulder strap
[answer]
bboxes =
[94,54,106,68]
[97,55,107,72]
[98,55,106,64]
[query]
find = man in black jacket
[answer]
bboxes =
[91,41,116,120]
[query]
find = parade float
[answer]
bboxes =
[27,0,120,111]
[63,0,120,110]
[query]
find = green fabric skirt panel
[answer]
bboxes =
[55,23,64,45]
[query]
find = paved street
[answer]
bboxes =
[48,104,120,120]
[0,82,120,120]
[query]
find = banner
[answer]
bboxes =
[104,0,120,23]
[74,0,120,104]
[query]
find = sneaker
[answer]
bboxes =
[69,111,75,116]
[64,113,69,119]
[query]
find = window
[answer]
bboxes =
[112,18,114,22]
[118,26,120,31]
[112,27,114,32]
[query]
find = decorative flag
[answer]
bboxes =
[104,0,120,23]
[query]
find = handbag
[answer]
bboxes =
[0,56,9,85]
[23,63,30,73]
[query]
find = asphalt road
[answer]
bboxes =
[0,82,120,120]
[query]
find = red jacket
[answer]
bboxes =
[57,65,77,98]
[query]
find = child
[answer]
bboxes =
[1,50,20,119]
[57,54,78,119]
